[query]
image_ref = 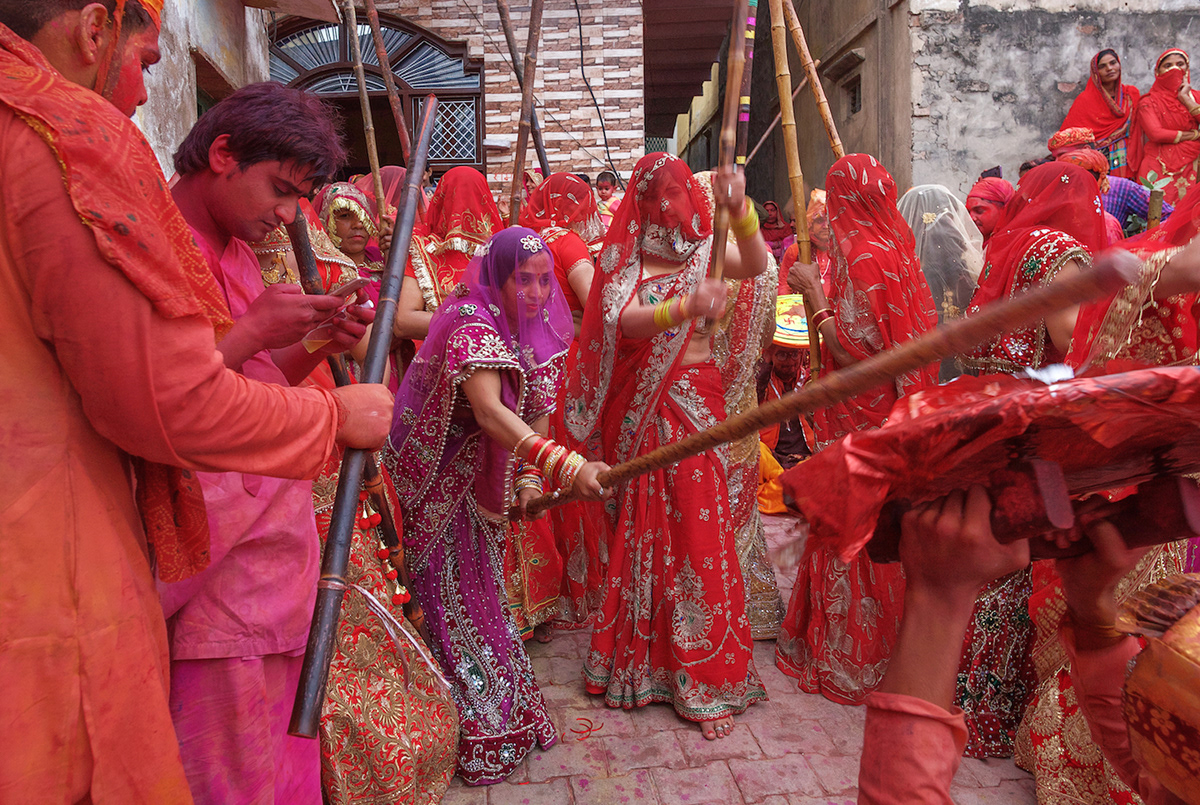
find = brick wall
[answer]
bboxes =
[378,0,645,192]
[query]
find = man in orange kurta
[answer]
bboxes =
[0,4,392,802]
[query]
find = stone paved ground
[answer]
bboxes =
[441,514,1038,804]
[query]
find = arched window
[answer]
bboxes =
[268,13,484,171]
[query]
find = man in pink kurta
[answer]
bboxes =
[0,8,392,803]
[162,82,374,803]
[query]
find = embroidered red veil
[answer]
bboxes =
[518,172,603,245]
[563,152,712,458]
[407,166,502,309]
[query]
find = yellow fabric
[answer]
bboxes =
[757,441,787,514]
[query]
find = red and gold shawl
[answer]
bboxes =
[0,23,230,581]
[813,154,938,448]
[407,166,501,309]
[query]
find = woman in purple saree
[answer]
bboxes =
[384,227,606,784]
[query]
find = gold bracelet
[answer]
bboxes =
[513,431,539,457]
[556,451,587,490]
[731,202,760,240]
[653,297,686,330]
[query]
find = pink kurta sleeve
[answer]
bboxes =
[1062,628,1185,805]
[7,121,336,480]
[859,692,966,804]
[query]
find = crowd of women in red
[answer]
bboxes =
[5,4,1200,803]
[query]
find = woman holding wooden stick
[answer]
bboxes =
[776,153,939,705]
[385,227,607,784]
[565,153,769,740]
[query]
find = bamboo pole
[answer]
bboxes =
[745,73,809,166]
[344,0,385,208]
[361,0,427,220]
[508,0,546,225]
[495,0,552,178]
[525,249,1141,517]
[708,0,748,284]
[781,0,844,158]
[767,0,821,374]
[361,0,412,166]
[283,206,430,648]
[290,96,439,739]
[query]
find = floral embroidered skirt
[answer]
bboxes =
[775,548,904,704]
[405,496,557,785]
[954,568,1036,758]
[504,516,564,636]
[584,363,767,721]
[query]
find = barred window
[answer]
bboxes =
[268,13,484,172]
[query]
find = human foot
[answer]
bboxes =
[699,715,734,740]
[532,624,554,643]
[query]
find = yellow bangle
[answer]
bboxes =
[653,297,686,330]
[731,202,759,240]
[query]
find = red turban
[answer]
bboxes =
[966,177,1014,204]
[1056,148,1109,175]
[1048,126,1096,156]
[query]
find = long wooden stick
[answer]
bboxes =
[361,0,427,220]
[736,0,758,160]
[495,0,552,178]
[709,0,748,283]
[745,72,809,166]
[344,0,385,208]
[283,207,430,648]
[767,0,820,374]
[508,0,546,225]
[290,96,439,739]
[362,0,412,166]
[782,0,844,158]
[526,250,1141,517]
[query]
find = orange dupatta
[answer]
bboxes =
[0,23,233,581]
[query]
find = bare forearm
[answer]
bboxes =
[724,231,769,280]
[392,308,433,340]
[879,586,977,710]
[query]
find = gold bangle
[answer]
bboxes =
[513,431,539,457]
[653,297,686,330]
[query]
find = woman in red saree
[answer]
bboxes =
[1060,49,1141,179]
[392,166,502,341]
[517,173,603,633]
[1135,49,1200,205]
[777,153,938,705]
[1008,186,1200,804]
[566,153,769,739]
[519,172,602,316]
[955,162,1107,758]
[253,214,460,803]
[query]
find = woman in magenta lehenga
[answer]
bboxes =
[566,153,770,740]
[384,227,607,784]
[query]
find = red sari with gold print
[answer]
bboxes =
[776,155,938,705]
[1009,169,1198,802]
[566,154,765,721]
